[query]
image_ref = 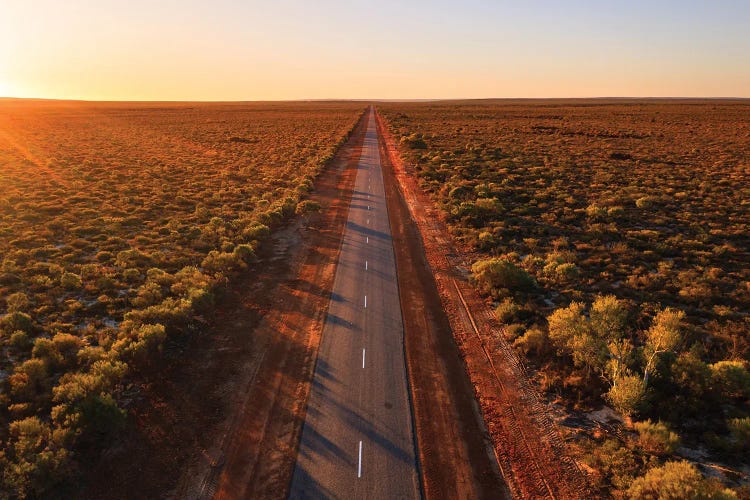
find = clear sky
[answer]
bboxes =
[1,0,749,100]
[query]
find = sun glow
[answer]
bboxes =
[0,81,12,98]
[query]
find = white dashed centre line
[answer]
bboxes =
[365,260,368,270]
[364,295,367,308]
[362,348,366,368]
[358,440,363,478]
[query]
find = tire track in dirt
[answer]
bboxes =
[375,110,593,500]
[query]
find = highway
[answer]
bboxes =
[289,107,420,499]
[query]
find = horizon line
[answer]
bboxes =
[2,96,750,104]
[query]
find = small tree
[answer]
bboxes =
[643,308,686,387]
[548,296,631,383]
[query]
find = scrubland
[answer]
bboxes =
[379,100,750,497]
[0,100,363,497]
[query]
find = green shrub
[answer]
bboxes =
[635,196,654,209]
[122,268,141,283]
[401,133,427,149]
[503,323,525,342]
[709,361,750,400]
[131,281,164,308]
[232,244,257,264]
[242,223,271,242]
[3,417,72,498]
[583,438,642,492]
[627,461,737,499]
[513,327,547,356]
[201,250,245,274]
[78,392,125,440]
[60,272,82,290]
[634,420,681,456]
[9,358,49,402]
[495,298,519,323]
[95,250,114,263]
[6,292,30,313]
[586,203,607,219]
[471,257,535,296]
[607,375,645,416]
[9,330,32,352]
[296,199,321,216]
[727,417,750,452]
[477,231,495,249]
[123,323,167,363]
[1,311,33,334]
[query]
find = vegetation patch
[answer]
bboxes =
[380,100,750,497]
[0,100,364,497]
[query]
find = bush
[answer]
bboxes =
[586,203,607,219]
[9,330,32,352]
[607,375,645,416]
[503,323,525,342]
[79,393,126,440]
[583,438,642,492]
[296,199,321,216]
[401,133,427,149]
[477,231,495,249]
[242,223,270,242]
[6,292,30,312]
[3,417,72,498]
[727,417,750,452]
[232,244,257,264]
[495,298,519,323]
[471,257,535,296]
[122,268,141,283]
[634,420,681,456]
[709,361,750,400]
[635,196,655,209]
[60,272,82,290]
[627,461,737,499]
[131,281,164,308]
[513,326,547,355]
[1,311,33,334]
[9,358,49,402]
[123,323,167,363]
[554,262,579,282]
[201,250,244,274]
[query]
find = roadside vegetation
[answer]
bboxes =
[379,100,750,497]
[0,100,364,497]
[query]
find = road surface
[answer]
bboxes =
[289,108,420,499]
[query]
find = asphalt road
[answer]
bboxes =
[289,108,420,499]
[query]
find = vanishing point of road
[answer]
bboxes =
[289,107,420,499]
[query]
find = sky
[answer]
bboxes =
[1,0,749,100]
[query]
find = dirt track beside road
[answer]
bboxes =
[378,114,510,499]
